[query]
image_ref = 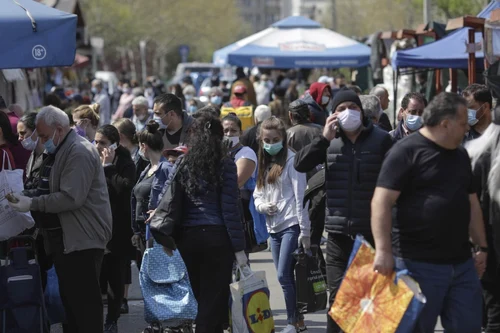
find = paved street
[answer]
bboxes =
[51,248,444,333]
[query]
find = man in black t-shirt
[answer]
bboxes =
[371,92,488,333]
[153,93,194,150]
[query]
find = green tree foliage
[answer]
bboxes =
[80,0,248,72]
[321,0,488,37]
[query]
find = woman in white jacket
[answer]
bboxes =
[253,117,311,333]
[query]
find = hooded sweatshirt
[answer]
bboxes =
[302,82,332,126]
[253,150,310,237]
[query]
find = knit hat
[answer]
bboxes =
[330,88,363,113]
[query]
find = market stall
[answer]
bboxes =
[213,16,371,69]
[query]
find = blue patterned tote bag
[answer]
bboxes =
[139,241,197,327]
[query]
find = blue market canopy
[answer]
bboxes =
[0,0,77,69]
[392,1,500,69]
[213,16,371,69]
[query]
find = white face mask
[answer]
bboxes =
[224,136,240,148]
[322,96,330,105]
[338,108,362,132]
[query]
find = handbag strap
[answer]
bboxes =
[1,149,12,171]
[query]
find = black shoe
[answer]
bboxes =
[104,321,118,333]
[120,298,129,314]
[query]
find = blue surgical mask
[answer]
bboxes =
[210,96,222,105]
[44,130,58,154]
[468,109,478,126]
[153,115,168,129]
[405,114,423,132]
[21,130,38,151]
[91,87,98,94]
[188,105,197,114]
[263,141,283,156]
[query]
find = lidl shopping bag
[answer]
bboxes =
[294,247,327,314]
[330,236,426,333]
[0,161,35,240]
[230,266,275,333]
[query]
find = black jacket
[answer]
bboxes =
[104,146,136,255]
[472,151,500,274]
[294,121,393,238]
[287,122,323,180]
[240,123,260,155]
[303,168,325,245]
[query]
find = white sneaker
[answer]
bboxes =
[279,325,297,333]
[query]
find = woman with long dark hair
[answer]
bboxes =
[0,111,17,170]
[253,117,310,333]
[130,121,172,268]
[154,111,246,333]
[94,125,136,333]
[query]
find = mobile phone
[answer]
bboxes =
[109,143,117,151]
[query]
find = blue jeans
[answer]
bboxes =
[270,224,303,325]
[394,257,482,333]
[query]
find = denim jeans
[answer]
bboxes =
[270,224,303,325]
[394,257,482,333]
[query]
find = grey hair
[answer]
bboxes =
[210,87,222,95]
[360,95,382,121]
[422,92,466,127]
[466,123,500,205]
[132,96,149,107]
[254,105,272,123]
[370,85,388,97]
[36,105,70,127]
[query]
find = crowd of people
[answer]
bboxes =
[0,67,499,333]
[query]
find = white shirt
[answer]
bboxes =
[253,150,310,236]
[234,146,257,177]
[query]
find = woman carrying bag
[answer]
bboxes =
[150,109,247,333]
[253,117,311,333]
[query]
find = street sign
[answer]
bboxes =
[179,45,190,63]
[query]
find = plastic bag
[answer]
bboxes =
[229,266,275,333]
[0,155,35,240]
[330,236,426,333]
[293,247,327,314]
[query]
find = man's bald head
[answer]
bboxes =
[370,85,389,110]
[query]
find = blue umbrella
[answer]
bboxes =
[213,16,371,68]
[0,0,77,69]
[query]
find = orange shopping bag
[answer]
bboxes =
[329,236,426,333]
